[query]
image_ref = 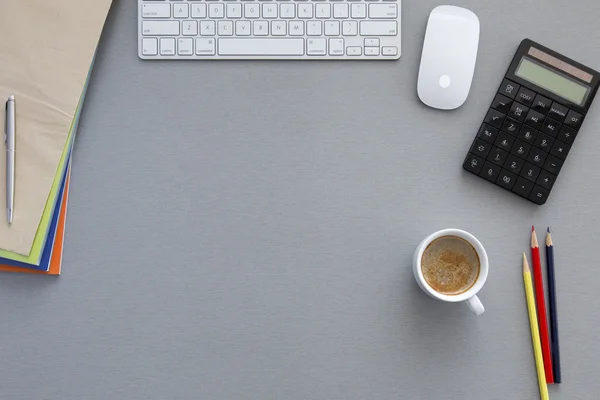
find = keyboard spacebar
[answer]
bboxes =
[218,38,305,56]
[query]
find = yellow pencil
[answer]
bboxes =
[523,253,550,400]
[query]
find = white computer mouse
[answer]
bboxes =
[417,5,480,110]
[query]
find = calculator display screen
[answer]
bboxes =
[515,57,590,106]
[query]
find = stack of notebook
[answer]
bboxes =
[0,1,113,275]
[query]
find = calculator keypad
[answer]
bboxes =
[464,77,585,205]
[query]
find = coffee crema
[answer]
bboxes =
[421,235,480,295]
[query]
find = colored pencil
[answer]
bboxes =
[531,226,554,383]
[546,228,561,383]
[523,253,550,400]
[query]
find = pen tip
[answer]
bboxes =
[7,209,12,224]
[8,95,14,101]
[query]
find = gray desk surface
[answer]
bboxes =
[2,0,600,399]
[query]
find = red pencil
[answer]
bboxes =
[532,226,554,383]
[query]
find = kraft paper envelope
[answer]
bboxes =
[0,0,112,255]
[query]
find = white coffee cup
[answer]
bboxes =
[412,229,489,315]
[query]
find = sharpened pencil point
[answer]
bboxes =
[547,227,550,233]
[532,225,535,232]
[523,253,530,272]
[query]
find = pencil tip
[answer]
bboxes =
[547,226,550,233]
[532,225,535,232]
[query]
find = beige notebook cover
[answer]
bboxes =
[0,0,113,255]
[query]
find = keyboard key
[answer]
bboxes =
[365,47,380,56]
[342,20,358,35]
[347,46,362,55]
[557,125,577,145]
[496,169,517,190]
[177,37,193,55]
[511,139,530,159]
[470,139,492,158]
[531,94,552,114]
[263,4,278,17]
[504,154,524,174]
[307,37,327,55]
[307,20,322,35]
[518,126,537,144]
[495,132,514,151]
[227,3,242,18]
[173,3,189,18]
[537,170,557,190]
[142,3,171,18]
[564,109,583,130]
[142,21,180,36]
[244,3,259,18]
[544,155,564,175]
[195,38,216,55]
[218,38,305,55]
[329,38,344,55]
[289,20,304,35]
[548,102,568,122]
[529,186,550,205]
[382,46,397,56]
[315,3,331,18]
[550,140,571,160]
[515,87,536,107]
[160,37,176,55]
[200,20,216,35]
[182,20,198,35]
[479,162,501,183]
[280,3,295,18]
[359,21,398,36]
[524,109,544,130]
[272,21,287,35]
[533,133,554,151]
[254,21,269,35]
[521,162,541,183]
[369,4,397,18]
[526,148,547,167]
[298,3,313,18]
[541,117,561,137]
[476,124,498,144]
[464,153,484,174]
[333,3,349,18]
[236,20,251,35]
[501,117,521,135]
[324,20,340,35]
[364,38,379,46]
[142,38,158,56]
[484,109,505,129]
[351,3,366,18]
[508,102,529,122]
[499,79,520,99]
[512,177,534,198]
[218,20,234,35]
[487,147,508,166]
[191,3,207,18]
[491,94,512,114]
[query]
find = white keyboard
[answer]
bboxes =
[138,0,401,60]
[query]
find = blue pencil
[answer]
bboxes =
[546,227,561,383]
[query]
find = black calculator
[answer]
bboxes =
[463,39,600,205]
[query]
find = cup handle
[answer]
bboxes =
[466,295,485,315]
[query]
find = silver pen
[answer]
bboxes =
[5,95,15,224]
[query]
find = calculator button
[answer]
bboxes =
[528,185,550,205]
[544,155,564,174]
[477,124,499,144]
[557,125,577,145]
[518,126,538,144]
[499,79,520,99]
[541,117,561,137]
[496,169,517,190]
[504,154,524,174]
[487,147,508,166]
[491,94,513,114]
[564,109,583,130]
[515,87,536,107]
[537,170,557,190]
[501,117,521,135]
[521,162,541,183]
[550,140,571,160]
[512,177,534,198]
[495,132,515,151]
[470,139,492,158]
[484,109,506,129]
[479,162,502,183]
[533,133,554,151]
[548,102,569,122]
[527,148,547,167]
[532,94,552,114]
[508,102,529,122]
[463,153,484,174]
[511,139,531,159]
[524,110,545,130]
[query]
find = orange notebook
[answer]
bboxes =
[0,170,70,275]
